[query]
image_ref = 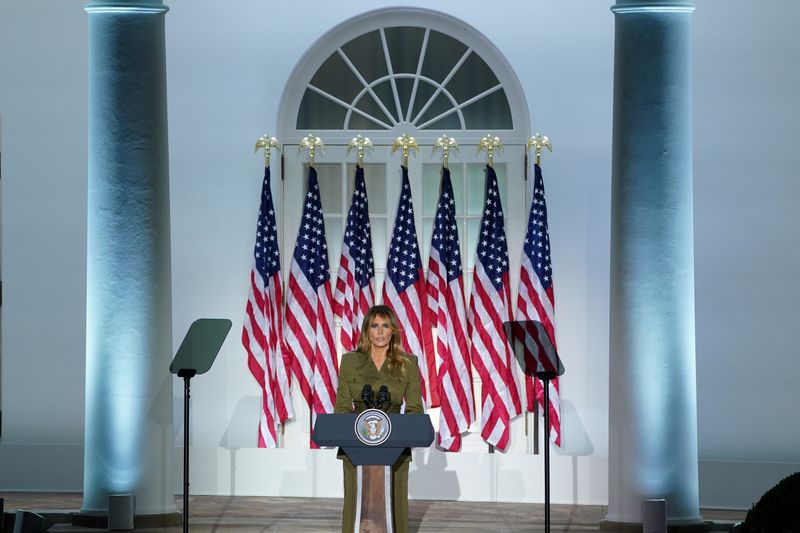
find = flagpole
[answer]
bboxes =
[298,134,326,447]
[255,134,283,299]
[430,134,473,452]
[254,134,285,445]
[542,372,552,533]
[477,134,504,455]
[527,134,554,533]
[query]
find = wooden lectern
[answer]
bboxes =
[313,412,434,533]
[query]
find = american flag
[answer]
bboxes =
[242,167,294,448]
[284,167,338,446]
[468,166,522,451]
[515,163,561,447]
[426,167,474,451]
[334,166,375,352]
[383,167,438,408]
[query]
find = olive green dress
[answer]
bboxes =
[334,351,424,533]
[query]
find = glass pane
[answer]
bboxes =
[371,217,388,271]
[446,51,499,104]
[421,30,468,83]
[372,81,399,123]
[347,112,390,130]
[341,30,388,83]
[465,217,480,270]
[461,88,513,130]
[365,164,387,213]
[424,165,463,215]
[346,163,387,213]
[354,92,394,126]
[315,163,344,214]
[310,52,363,103]
[494,163,508,214]
[422,164,441,216]
[449,164,464,217]
[384,27,425,74]
[410,80,438,122]
[394,78,415,120]
[416,92,455,126]
[423,111,461,130]
[466,164,509,222]
[466,164,487,216]
[325,217,343,268]
[296,89,347,130]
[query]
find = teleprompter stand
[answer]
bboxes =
[313,413,434,533]
[503,320,565,533]
[169,318,232,533]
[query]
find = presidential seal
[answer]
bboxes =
[354,408,392,446]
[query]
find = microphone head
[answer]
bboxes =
[376,384,390,404]
[361,384,374,407]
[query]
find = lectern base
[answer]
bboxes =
[355,465,393,533]
[342,457,411,533]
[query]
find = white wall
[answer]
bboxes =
[691,3,800,464]
[1,0,798,508]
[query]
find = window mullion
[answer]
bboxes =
[379,28,404,123]
[336,48,397,127]
[407,28,430,123]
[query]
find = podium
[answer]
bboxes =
[313,412,434,533]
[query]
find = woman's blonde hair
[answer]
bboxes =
[356,305,407,376]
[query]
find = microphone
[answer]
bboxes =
[375,385,391,411]
[361,384,374,409]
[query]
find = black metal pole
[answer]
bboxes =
[542,376,551,533]
[183,374,189,533]
[179,370,195,533]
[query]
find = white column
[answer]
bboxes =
[606,0,703,528]
[83,0,176,517]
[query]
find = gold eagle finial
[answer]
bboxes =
[391,134,419,167]
[478,134,504,167]
[254,135,280,167]
[299,134,325,167]
[347,134,374,168]
[433,135,460,169]
[527,133,552,166]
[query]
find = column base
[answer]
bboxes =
[72,511,182,529]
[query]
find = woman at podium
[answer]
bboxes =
[334,304,424,533]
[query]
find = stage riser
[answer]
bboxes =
[1,443,796,510]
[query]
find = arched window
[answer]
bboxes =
[276,8,535,454]
[278,8,529,144]
[296,25,513,132]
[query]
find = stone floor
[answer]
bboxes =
[0,493,746,532]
